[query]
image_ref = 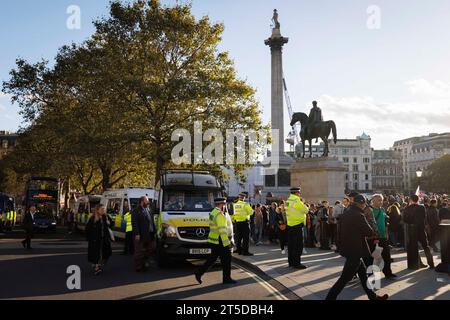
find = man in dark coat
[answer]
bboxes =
[21,206,36,249]
[404,195,435,268]
[132,196,155,272]
[326,195,389,300]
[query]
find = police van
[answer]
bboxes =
[155,170,224,267]
[100,188,158,239]
[0,193,16,232]
[74,195,102,231]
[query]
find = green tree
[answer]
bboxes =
[422,154,450,193]
[2,0,264,194]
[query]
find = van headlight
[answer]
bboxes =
[162,224,177,238]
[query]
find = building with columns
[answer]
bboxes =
[393,132,450,192]
[371,149,403,194]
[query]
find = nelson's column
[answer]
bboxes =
[264,9,294,199]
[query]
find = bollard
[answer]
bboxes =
[435,221,450,273]
[405,223,420,270]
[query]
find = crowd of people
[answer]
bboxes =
[245,193,450,258]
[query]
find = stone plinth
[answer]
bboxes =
[289,157,346,204]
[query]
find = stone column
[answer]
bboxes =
[265,26,288,155]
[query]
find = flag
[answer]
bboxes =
[415,186,420,197]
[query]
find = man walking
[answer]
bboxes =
[22,206,36,250]
[285,187,309,269]
[132,196,155,272]
[232,193,254,256]
[195,198,236,285]
[326,195,389,300]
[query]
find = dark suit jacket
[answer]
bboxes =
[337,205,374,259]
[22,212,34,232]
[131,205,155,241]
[404,204,427,232]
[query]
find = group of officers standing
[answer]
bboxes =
[195,186,309,285]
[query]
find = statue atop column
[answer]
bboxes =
[272,9,280,29]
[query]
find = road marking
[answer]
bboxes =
[233,263,289,300]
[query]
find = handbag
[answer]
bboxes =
[108,227,115,242]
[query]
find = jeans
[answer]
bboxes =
[253,224,263,243]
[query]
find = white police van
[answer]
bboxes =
[155,170,224,267]
[101,188,158,239]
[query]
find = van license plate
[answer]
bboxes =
[190,249,211,255]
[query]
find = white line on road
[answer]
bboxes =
[233,263,289,301]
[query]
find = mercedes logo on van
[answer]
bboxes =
[195,228,206,238]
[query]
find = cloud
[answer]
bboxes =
[406,79,450,100]
[316,79,450,149]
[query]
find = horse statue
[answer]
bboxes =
[290,112,337,158]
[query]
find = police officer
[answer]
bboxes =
[232,193,254,256]
[195,198,236,285]
[122,211,134,255]
[286,187,309,269]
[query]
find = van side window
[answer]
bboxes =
[107,198,122,215]
[78,203,86,214]
[123,199,130,214]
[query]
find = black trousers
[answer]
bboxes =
[418,231,434,266]
[326,257,376,300]
[235,221,250,254]
[198,243,232,282]
[124,231,135,254]
[329,224,337,245]
[278,229,288,250]
[23,230,33,249]
[287,224,304,267]
[379,239,393,276]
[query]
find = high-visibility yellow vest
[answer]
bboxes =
[232,200,254,222]
[124,212,132,233]
[285,194,308,227]
[208,208,231,247]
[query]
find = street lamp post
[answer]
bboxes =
[416,169,423,195]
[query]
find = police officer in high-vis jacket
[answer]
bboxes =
[232,193,254,256]
[195,198,237,285]
[286,187,309,269]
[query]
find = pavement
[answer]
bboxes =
[0,229,294,300]
[233,242,450,300]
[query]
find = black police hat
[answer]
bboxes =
[214,197,227,204]
[354,194,366,205]
[290,187,301,193]
[238,192,247,198]
[348,191,360,198]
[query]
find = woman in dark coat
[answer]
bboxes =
[275,202,288,254]
[86,204,112,275]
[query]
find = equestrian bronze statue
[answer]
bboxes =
[290,101,337,158]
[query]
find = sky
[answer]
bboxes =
[1,0,450,149]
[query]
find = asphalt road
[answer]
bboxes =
[0,228,296,300]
